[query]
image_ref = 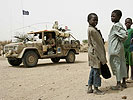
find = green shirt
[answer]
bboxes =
[124,28,133,65]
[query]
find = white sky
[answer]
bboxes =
[0,0,133,42]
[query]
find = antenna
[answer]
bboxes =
[46,24,47,29]
[10,6,13,40]
[21,0,24,34]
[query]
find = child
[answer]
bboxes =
[124,18,133,80]
[87,13,107,95]
[108,10,128,90]
[131,35,133,80]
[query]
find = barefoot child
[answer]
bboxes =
[124,18,133,80]
[108,10,128,89]
[87,13,107,95]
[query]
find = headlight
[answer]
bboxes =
[9,50,13,55]
[1,50,3,54]
[14,46,18,51]
[4,46,7,52]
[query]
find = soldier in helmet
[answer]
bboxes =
[52,21,59,30]
[46,33,55,54]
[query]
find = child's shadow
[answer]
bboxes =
[101,84,132,94]
[101,87,121,94]
[101,81,133,94]
[126,80,133,88]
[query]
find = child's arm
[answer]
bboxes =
[88,29,95,55]
[130,29,133,44]
[114,25,127,42]
[131,38,133,44]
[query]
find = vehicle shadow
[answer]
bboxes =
[10,60,87,68]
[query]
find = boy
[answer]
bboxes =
[124,18,133,80]
[87,13,107,95]
[108,10,128,90]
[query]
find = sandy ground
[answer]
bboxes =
[0,52,133,100]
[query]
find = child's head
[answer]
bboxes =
[111,10,122,23]
[87,13,98,27]
[125,18,132,29]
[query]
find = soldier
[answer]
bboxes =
[46,33,55,54]
[52,21,59,30]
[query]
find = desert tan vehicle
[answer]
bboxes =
[3,30,80,67]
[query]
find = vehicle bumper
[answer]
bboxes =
[4,53,18,58]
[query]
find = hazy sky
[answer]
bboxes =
[0,0,133,41]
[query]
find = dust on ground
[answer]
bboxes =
[0,53,133,100]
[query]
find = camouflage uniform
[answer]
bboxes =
[46,38,55,54]
[47,38,55,47]
[52,21,58,29]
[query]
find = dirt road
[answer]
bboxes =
[0,53,133,100]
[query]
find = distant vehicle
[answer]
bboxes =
[3,29,80,67]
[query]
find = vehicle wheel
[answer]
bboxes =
[66,51,75,63]
[22,51,38,67]
[51,58,60,63]
[8,58,22,66]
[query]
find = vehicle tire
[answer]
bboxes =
[8,58,22,66]
[51,58,60,63]
[66,51,75,63]
[22,51,38,67]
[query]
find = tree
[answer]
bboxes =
[82,40,88,44]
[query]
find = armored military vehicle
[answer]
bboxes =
[3,30,80,67]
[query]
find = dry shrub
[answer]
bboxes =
[0,40,12,52]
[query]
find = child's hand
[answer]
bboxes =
[126,32,128,35]
[131,38,133,44]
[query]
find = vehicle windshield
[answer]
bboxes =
[32,33,43,42]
